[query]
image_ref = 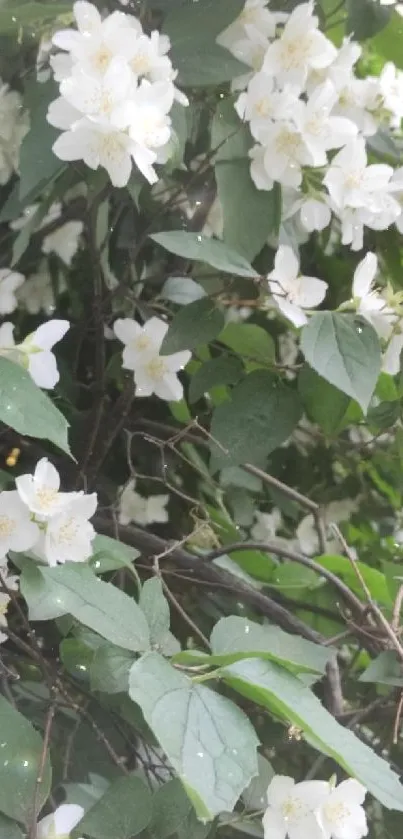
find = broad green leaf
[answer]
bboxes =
[164,0,247,85]
[19,80,65,199]
[76,775,152,839]
[189,356,243,403]
[359,651,403,687]
[316,555,391,608]
[150,780,210,839]
[346,0,391,39]
[298,365,350,436]
[0,813,23,838]
[129,652,259,819]
[161,298,225,354]
[216,161,281,260]
[367,400,400,430]
[0,2,71,32]
[161,277,206,305]
[210,370,302,471]
[211,97,251,163]
[90,534,139,577]
[219,323,275,365]
[90,644,135,694]
[222,659,403,811]
[139,578,181,655]
[60,638,94,681]
[0,696,51,824]
[0,357,70,454]
[21,563,150,653]
[150,232,258,278]
[210,617,332,674]
[300,313,381,413]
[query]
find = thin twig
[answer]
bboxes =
[28,698,56,839]
[153,558,210,650]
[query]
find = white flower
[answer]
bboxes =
[324,138,395,210]
[293,80,357,167]
[37,803,84,839]
[42,220,83,266]
[218,0,286,50]
[235,73,297,142]
[251,508,282,542]
[249,143,274,191]
[262,2,336,89]
[316,779,367,839]
[60,56,134,123]
[267,246,327,327]
[297,499,358,556]
[260,122,311,189]
[263,775,328,839]
[113,316,191,401]
[352,253,395,340]
[16,458,75,520]
[39,493,97,566]
[0,491,39,557]
[19,320,69,389]
[17,264,56,315]
[0,268,25,314]
[118,478,169,526]
[112,80,174,184]
[285,196,331,233]
[382,325,403,375]
[52,119,135,188]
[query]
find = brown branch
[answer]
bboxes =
[94,516,325,643]
[28,697,56,839]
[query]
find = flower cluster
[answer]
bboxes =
[114,316,191,401]
[47,0,187,186]
[0,319,69,389]
[0,78,29,185]
[0,458,97,568]
[118,478,169,527]
[263,775,368,839]
[219,1,403,249]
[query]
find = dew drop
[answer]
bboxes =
[197,751,204,758]
[244,625,250,634]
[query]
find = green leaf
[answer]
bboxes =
[129,652,259,819]
[0,813,23,839]
[161,297,225,354]
[210,617,332,674]
[149,779,193,839]
[222,659,403,811]
[216,161,281,260]
[90,534,139,576]
[219,323,275,365]
[0,2,71,32]
[346,0,391,39]
[211,97,251,163]
[359,651,403,687]
[60,638,94,681]
[161,277,206,305]
[19,80,65,199]
[189,356,243,403]
[21,563,150,653]
[164,0,247,85]
[139,578,181,655]
[0,357,70,454]
[90,644,135,694]
[316,555,391,608]
[76,775,152,839]
[300,313,381,413]
[150,231,258,278]
[367,400,400,430]
[298,365,351,436]
[0,696,51,824]
[210,370,302,471]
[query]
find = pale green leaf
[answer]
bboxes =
[359,651,403,687]
[189,356,243,403]
[90,644,135,694]
[210,617,332,674]
[300,313,381,413]
[219,323,275,364]
[0,696,51,824]
[19,80,65,199]
[151,231,258,278]
[76,775,152,839]
[0,357,70,454]
[216,161,281,260]
[129,652,259,819]
[223,659,403,811]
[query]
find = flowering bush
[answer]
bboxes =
[1,1,403,837]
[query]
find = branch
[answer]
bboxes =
[94,517,324,643]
